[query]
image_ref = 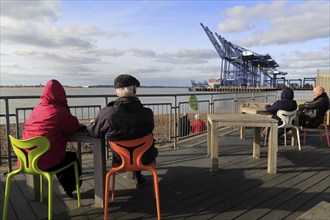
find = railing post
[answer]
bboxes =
[173,96,178,150]
[15,109,19,138]
[4,98,12,171]
[233,93,238,114]
[209,94,214,114]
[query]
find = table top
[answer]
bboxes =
[68,131,102,143]
[240,102,271,115]
[208,113,277,124]
[241,102,270,108]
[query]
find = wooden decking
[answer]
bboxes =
[1,128,329,220]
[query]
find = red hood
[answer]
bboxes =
[41,79,68,108]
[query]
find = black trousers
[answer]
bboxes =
[45,152,82,192]
[111,145,158,165]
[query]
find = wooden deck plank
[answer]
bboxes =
[1,128,329,220]
[1,174,39,220]
[0,174,18,220]
[261,178,330,219]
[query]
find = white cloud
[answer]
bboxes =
[219,1,330,46]
[156,49,218,64]
[0,0,60,22]
[123,66,172,75]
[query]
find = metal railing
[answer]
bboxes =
[0,91,278,171]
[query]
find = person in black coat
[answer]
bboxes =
[299,86,329,128]
[88,74,158,188]
[178,113,191,137]
[265,87,297,137]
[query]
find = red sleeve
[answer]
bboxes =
[59,108,80,134]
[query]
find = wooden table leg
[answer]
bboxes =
[253,127,261,159]
[211,121,219,172]
[27,175,40,201]
[93,139,106,208]
[267,123,278,174]
[240,127,246,139]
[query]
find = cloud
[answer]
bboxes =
[218,1,330,46]
[156,49,218,64]
[123,66,172,74]
[127,49,157,57]
[279,46,330,77]
[1,1,130,49]
[282,48,330,69]
[0,0,60,22]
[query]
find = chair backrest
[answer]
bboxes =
[277,110,297,129]
[108,134,154,171]
[9,135,50,175]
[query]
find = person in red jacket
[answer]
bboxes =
[22,79,82,198]
[191,113,207,134]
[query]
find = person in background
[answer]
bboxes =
[299,86,329,128]
[22,79,82,198]
[264,87,297,137]
[88,74,158,188]
[178,113,191,137]
[191,113,207,134]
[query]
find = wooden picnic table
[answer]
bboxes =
[207,113,278,174]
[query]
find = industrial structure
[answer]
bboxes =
[197,23,315,90]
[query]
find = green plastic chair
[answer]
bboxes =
[2,135,81,220]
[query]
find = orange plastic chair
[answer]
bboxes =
[104,134,160,220]
[303,116,330,147]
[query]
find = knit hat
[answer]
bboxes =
[114,74,140,88]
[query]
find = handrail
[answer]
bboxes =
[0,91,278,171]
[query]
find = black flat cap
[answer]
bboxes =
[114,74,140,88]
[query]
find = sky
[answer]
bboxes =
[1,0,329,87]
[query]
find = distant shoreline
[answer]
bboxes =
[0,85,189,88]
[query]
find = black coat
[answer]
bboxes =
[299,92,330,128]
[88,96,154,141]
[265,87,297,125]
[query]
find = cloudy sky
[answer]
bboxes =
[1,0,329,87]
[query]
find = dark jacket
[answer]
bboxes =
[299,92,329,128]
[88,96,154,141]
[265,87,297,125]
[178,115,190,137]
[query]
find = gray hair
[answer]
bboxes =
[115,85,136,97]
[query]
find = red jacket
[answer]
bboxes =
[22,80,80,170]
[191,119,207,134]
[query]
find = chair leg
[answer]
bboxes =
[303,128,307,145]
[39,175,43,203]
[104,173,111,220]
[264,128,268,146]
[293,127,301,151]
[73,162,81,207]
[320,124,330,147]
[283,128,287,146]
[151,171,161,220]
[112,174,116,201]
[325,126,330,147]
[2,172,16,220]
[104,170,116,220]
[46,174,53,220]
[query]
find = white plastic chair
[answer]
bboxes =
[264,110,301,151]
